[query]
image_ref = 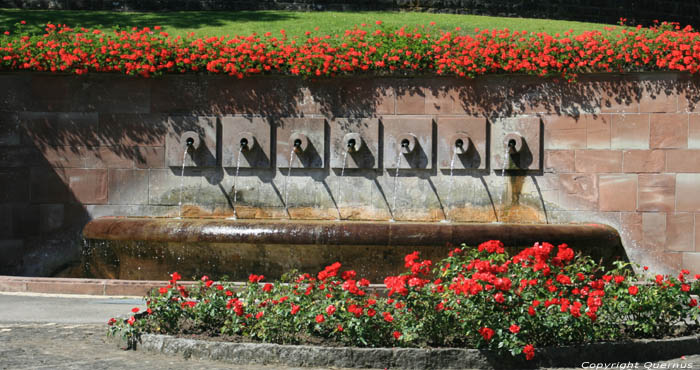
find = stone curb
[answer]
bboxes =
[0,276,388,297]
[0,275,196,296]
[138,333,700,369]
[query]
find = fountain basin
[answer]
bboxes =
[82,217,624,281]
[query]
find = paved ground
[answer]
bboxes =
[0,293,335,370]
[0,292,698,369]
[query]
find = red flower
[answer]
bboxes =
[291,304,301,315]
[689,299,697,307]
[326,305,336,315]
[233,300,244,316]
[318,262,341,281]
[509,324,520,334]
[159,287,168,294]
[255,311,264,319]
[107,318,116,326]
[393,331,401,339]
[493,292,505,303]
[315,314,325,323]
[367,308,376,317]
[181,301,196,309]
[170,272,181,282]
[341,270,356,280]
[131,307,139,313]
[248,274,265,283]
[201,275,209,282]
[348,304,363,317]
[127,316,136,326]
[382,312,394,323]
[263,283,273,292]
[337,324,344,332]
[628,286,639,295]
[523,344,535,360]
[479,327,495,341]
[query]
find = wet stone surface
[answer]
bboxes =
[0,323,340,370]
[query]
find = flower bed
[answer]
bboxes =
[108,241,700,362]
[1,20,700,80]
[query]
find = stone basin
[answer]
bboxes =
[82,217,625,282]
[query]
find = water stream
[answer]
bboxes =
[441,149,459,223]
[229,146,244,220]
[283,148,296,218]
[390,149,403,222]
[176,144,191,219]
[496,135,509,222]
[335,149,349,220]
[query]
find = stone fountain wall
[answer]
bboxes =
[1,72,700,276]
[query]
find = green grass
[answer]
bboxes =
[0,9,617,38]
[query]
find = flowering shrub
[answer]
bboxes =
[108,240,700,361]
[2,20,700,80]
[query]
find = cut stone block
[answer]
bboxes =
[382,116,433,169]
[165,116,217,167]
[221,116,272,169]
[329,118,379,169]
[276,117,326,169]
[436,117,488,170]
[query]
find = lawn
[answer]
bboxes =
[0,9,617,37]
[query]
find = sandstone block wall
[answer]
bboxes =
[1,72,699,276]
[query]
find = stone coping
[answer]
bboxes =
[0,276,386,297]
[138,332,700,369]
[0,275,198,297]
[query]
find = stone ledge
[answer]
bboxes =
[0,276,385,296]
[0,275,196,296]
[138,333,700,369]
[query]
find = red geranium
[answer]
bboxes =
[479,327,495,341]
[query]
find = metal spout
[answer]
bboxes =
[347,138,357,152]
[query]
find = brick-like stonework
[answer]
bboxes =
[2,72,700,276]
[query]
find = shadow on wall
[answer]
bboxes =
[20,73,700,156]
[0,119,90,277]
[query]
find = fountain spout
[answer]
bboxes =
[503,133,523,155]
[343,133,363,153]
[289,132,309,154]
[180,131,201,153]
[397,133,417,154]
[237,132,255,152]
[449,133,471,155]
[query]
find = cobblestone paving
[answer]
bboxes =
[0,323,335,370]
